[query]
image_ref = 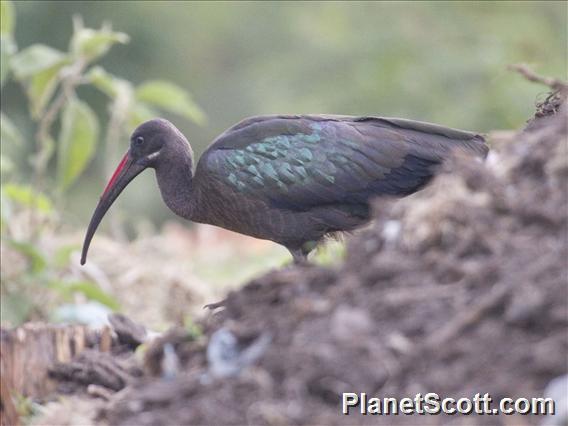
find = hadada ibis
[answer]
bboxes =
[81,115,487,264]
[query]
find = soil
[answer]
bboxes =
[38,84,568,425]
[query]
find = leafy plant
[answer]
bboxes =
[1,238,121,325]
[2,7,204,195]
[0,1,205,326]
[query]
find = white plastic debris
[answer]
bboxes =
[541,374,567,426]
[382,220,401,243]
[206,328,271,379]
[52,302,111,328]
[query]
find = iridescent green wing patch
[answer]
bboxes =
[206,117,416,210]
[218,123,344,205]
[202,114,486,212]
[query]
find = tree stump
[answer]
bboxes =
[0,322,109,426]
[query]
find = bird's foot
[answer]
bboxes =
[203,298,227,310]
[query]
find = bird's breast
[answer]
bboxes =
[192,178,314,244]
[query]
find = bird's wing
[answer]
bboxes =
[199,115,487,210]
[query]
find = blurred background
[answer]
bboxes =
[1,1,566,328]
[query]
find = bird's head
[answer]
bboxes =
[80,118,190,265]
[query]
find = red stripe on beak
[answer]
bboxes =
[103,153,130,197]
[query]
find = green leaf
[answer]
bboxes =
[49,280,120,311]
[86,66,119,98]
[8,240,47,275]
[0,0,15,37]
[28,62,66,118]
[57,98,99,190]
[7,44,66,115]
[3,183,53,213]
[10,44,67,80]
[0,112,23,145]
[86,66,133,101]
[71,26,129,62]
[135,80,206,124]
[0,36,16,86]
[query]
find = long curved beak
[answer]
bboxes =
[81,151,145,265]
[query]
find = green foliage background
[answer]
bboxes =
[2,0,566,229]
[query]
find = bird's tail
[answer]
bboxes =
[362,116,489,160]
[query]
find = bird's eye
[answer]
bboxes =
[135,136,144,145]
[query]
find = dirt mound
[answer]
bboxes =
[22,83,564,425]
[64,86,562,426]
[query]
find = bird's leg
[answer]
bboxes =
[289,241,317,265]
[289,248,309,265]
[204,299,227,310]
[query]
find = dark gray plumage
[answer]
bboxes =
[81,115,488,264]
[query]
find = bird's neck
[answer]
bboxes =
[154,150,198,221]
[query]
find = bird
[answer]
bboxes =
[81,115,487,265]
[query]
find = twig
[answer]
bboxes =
[508,64,568,92]
[423,281,511,349]
[87,384,114,400]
